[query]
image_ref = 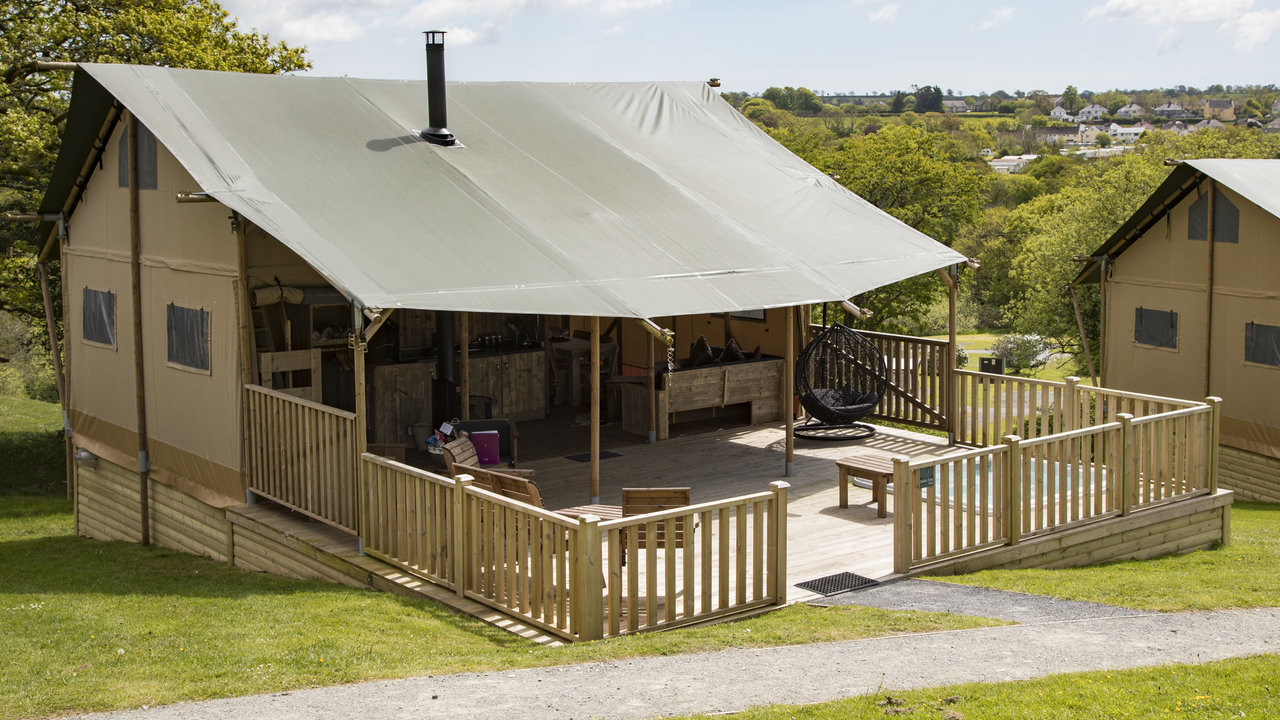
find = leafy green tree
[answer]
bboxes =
[1093,90,1130,115]
[890,91,906,113]
[990,333,1052,375]
[0,0,308,394]
[761,86,790,110]
[1060,85,1083,113]
[913,85,943,113]
[1096,132,1112,147]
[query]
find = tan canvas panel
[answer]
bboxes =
[70,411,140,472]
[1103,282,1204,396]
[1111,192,1204,288]
[65,253,138,438]
[1221,416,1280,460]
[1211,293,1280,431]
[142,266,241,475]
[138,140,236,272]
[244,224,328,291]
[1213,188,1280,297]
[147,438,244,506]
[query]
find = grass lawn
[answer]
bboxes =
[0,395,65,495]
[0,492,999,719]
[926,501,1280,611]
[671,654,1280,719]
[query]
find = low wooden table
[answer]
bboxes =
[837,449,901,518]
[555,503,623,521]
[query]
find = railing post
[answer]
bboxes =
[892,458,913,574]
[576,515,604,641]
[1118,414,1134,516]
[452,476,472,597]
[1064,376,1080,433]
[769,481,789,605]
[1206,397,1222,493]
[1004,435,1022,546]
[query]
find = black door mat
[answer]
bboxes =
[565,450,622,462]
[796,571,879,596]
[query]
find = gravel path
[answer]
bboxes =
[813,578,1147,623]
[73,605,1279,720]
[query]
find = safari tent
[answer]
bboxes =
[1071,158,1280,502]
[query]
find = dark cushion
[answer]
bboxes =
[688,336,717,367]
[720,337,745,363]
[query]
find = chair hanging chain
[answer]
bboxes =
[666,341,676,375]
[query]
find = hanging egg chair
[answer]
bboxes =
[794,323,888,440]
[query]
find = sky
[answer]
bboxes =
[216,0,1280,95]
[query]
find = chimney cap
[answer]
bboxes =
[424,30,446,45]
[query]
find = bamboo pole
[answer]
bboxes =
[590,316,601,503]
[126,112,151,545]
[1069,285,1098,386]
[234,215,254,503]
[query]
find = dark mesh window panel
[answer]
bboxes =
[117,124,158,190]
[1186,191,1238,243]
[167,304,210,371]
[1214,192,1239,243]
[1135,307,1178,349]
[1245,322,1280,367]
[83,288,116,347]
[1188,193,1207,241]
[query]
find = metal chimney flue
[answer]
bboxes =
[420,31,456,146]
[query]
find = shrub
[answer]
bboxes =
[990,333,1052,375]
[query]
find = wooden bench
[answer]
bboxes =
[622,487,692,548]
[442,434,534,479]
[837,449,901,518]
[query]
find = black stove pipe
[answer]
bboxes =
[420,31,456,146]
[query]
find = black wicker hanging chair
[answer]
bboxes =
[794,323,888,440]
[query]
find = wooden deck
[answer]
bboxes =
[512,418,957,602]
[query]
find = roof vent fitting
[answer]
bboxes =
[420,31,456,146]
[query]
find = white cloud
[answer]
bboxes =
[1156,27,1184,53]
[602,23,626,36]
[1222,9,1280,49]
[281,12,366,43]
[1087,0,1254,24]
[599,0,669,15]
[868,3,899,23]
[977,6,1014,30]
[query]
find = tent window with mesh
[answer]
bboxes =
[1246,322,1280,367]
[82,288,116,348]
[166,303,210,372]
[1135,307,1178,349]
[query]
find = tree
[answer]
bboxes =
[913,85,943,113]
[1096,132,1112,147]
[1060,85,1083,113]
[0,0,308,392]
[890,91,906,113]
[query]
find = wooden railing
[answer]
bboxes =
[895,399,1220,573]
[598,482,789,636]
[244,384,359,533]
[359,453,788,641]
[859,330,950,432]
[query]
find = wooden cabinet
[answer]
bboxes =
[467,350,545,422]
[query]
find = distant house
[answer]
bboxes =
[1164,121,1193,136]
[1194,118,1227,131]
[1205,99,1236,121]
[1050,105,1076,122]
[1153,101,1185,118]
[942,99,970,113]
[1035,125,1078,146]
[1271,99,1280,117]
[1113,121,1155,144]
[1077,103,1108,121]
[1115,103,1145,119]
[1078,124,1104,144]
[1263,116,1280,134]
[988,154,1038,173]
[1069,159,1280,503]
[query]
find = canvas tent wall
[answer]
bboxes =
[1072,158,1280,501]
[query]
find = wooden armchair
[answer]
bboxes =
[442,433,535,479]
[622,487,692,549]
[453,463,545,508]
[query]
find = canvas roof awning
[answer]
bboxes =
[43,63,964,317]
[1071,158,1280,287]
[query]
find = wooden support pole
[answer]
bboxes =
[126,111,152,546]
[1005,435,1022,545]
[576,515,604,640]
[351,306,368,458]
[1069,285,1098,387]
[1117,414,1134,516]
[784,307,795,477]
[36,262,66,414]
[1207,396,1222,493]
[1204,181,1217,398]
[946,265,958,444]
[459,312,470,421]
[1098,257,1109,387]
[233,215,254,504]
[452,476,471,597]
[590,316,601,503]
[892,458,913,574]
[770,480,789,604]
[1064,376,1080,433]
[646,333,656,444]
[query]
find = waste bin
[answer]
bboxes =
[979,356,1005,375]
[468,395,493,420]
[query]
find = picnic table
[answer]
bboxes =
[836,448,901,518]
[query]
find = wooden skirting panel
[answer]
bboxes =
[149,481,232,561]
[1219,446,1280,503]
[916,490,1234,576]
[76,459,144,543]
[227,509,370,589]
